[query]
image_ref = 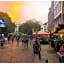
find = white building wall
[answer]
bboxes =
[43,24,48,32]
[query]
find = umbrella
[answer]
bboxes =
[37,31,48,35]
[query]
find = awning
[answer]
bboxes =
[58,29,64,34]
[32,31,48,35]
[49,24,64,36]
[37,31,48,35]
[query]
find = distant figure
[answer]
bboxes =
[10,35,14,44]
[23,37,27,48]
[16,36,20,46]
[26,38,29,48]
[8,35,10,43]
[22,37,28,48]
[22,37,24,47]
[0,35,5,47]
[33,40,41,60]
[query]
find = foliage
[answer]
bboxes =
[19,19,41,35]
[0,12,15,33]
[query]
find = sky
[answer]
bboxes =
[0,1,51,24]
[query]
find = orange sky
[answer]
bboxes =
[0,1,51,24]
[0,1,24,23]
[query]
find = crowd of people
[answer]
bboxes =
[0,33,42,61]
[0,34,29,48]
[49,36,64,62]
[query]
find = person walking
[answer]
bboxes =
[22,37,24,48]
[23,37,27,48]
[26,38,29,48]
[22,37,28,48]
[8,35,10,43]
[10,35,14,44]
[0,35,5,47]
[33,39,41,60]
[16,36,20,46]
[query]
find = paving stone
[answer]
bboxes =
[0,40,59,63]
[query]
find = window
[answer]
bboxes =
[63,1,64,7]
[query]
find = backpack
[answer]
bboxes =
[23,38,26,43]
[33,44,39,54]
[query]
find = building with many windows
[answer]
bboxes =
[54,1,62,28]
[48,1,64,32]
[48,1,54,32]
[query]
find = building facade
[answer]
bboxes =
[54,1,62,28]
[48,1,64,32]
[48,1,54,32]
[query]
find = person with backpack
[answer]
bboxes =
[33,39,41,60]
[23,37,27,48]
[21,37,26,48]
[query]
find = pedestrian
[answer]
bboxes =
[23,37,27,48]
[33,39,41,60]
[26,38,28,48]
[22,37,28,48]
[57,43,64,62]
[22,37,24,48]
[16,36,20,46]
[8,35,10,43]
[10,35,14,44]
[0,35,5,47]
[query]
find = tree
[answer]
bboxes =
[19,19,41,35]
[0,12,15,33]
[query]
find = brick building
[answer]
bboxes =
[48,1,64,32]
[48,1,54,32]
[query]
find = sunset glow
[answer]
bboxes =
[0,1,51,24]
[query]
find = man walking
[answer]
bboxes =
[33,39,41,60]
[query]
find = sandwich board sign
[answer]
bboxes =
[0,19,5,27]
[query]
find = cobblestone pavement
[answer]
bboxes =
[40,45,59,63]
[0,40,59,63]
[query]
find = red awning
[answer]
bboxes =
[32,31,48,35]
[37,31,48,35]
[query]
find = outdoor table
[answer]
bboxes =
[57,52,64,62]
